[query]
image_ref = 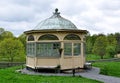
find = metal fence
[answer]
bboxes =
[87,58,120,63]
[0,62,25,68]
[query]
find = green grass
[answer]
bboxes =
[93,62,120,77]
[87,54,100,60]
[86,54,112,61]
[0,66,102,83]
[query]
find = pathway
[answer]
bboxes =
[21,67,120,83]
[78,67,120,83]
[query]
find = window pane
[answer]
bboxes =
[36,42,60,57]
[74,43,81,56]
[27,43,36,57]
[38,34,59,40]
[64,34,81,40]
[64,43,72,56]
[28,35,34,41]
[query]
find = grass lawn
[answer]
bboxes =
[87,54,101,60]
[86,54,112,61]
[93,61,120,77]
[0,66,102,83]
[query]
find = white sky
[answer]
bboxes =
[0,0,120,36]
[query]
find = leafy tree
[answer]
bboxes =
[0,28,5,41]
[92,36,107,59]
[115,33,120,53]
[106,46,116,58]
[98,33,105,37]
[86,36,93,54]
[0,31,14,40]
[0,38,25,62]
[91,34,98,44]
[86,34,97,54]
[0,28,4,35]
[106,34,117,57]
[18,33,26,50]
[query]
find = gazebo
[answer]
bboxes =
[24,9,88,72]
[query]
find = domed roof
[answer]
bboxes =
[34,8,78,30]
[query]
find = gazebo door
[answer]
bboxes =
[61,42,81,69]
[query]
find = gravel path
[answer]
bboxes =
[21,67,120,83]
[78,67,120,83]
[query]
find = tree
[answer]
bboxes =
[115,33,120,53]
[0,28,4,35]
[106,46,116,58]
[0,38,25,62]
[106,34,117,58]
[0,28,5,41]
[92,36,107,59]
[86,34,97,54]
[0,31,14,40]
[18,33,26,50]
[86,35,93,54]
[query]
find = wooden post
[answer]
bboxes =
[72,68,75,77]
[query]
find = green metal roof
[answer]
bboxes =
[34,8,78,30]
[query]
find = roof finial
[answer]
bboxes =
[55,8,58,13]
[54,8,60,15]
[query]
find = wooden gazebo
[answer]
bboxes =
[24,9,88,72]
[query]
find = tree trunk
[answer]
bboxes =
[101,55,104,59]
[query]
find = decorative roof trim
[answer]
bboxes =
[24,29,88,34]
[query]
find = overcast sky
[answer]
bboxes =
[0,0,120,36]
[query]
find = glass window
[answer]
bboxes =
[64,43,81,56]
[27,43,36,57]
[64,34,81,40]
[36,42,60,57]
[28,35,34,41]
[64,43,72,56]
[38,34,59,40]
[74,43,81,56]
